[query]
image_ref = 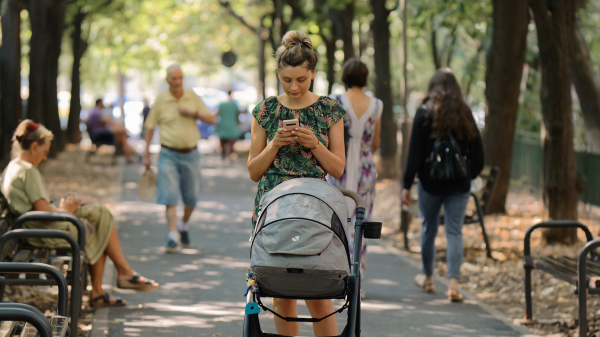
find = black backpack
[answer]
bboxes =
[426,133,468,182]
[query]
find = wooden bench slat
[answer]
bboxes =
[525,256,579,285]
[560,255,600,276]
[3,250,34,280]
[556,256,600,276]
[0,321,17,337]
[12,249,33,263]
[27,249,51,279]
[540,256,579,275]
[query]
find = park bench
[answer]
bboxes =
[84,122,119,164]
[0,194,86,335]
[400,166,500,258]
[0,263,70,337]
[523,220,600,337]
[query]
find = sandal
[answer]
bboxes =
[117,274,159,292]
[448,288,464,303]
[414,274,434,293]
[90,293,126,308]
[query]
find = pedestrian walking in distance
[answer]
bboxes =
[247,30,346,336]
[143,64,215,253]
[327,58,382,293]
[216,90,243,162]
[402,68,484,302]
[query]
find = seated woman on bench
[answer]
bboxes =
[0,119,159,308]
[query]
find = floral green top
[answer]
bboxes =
[251,96,346,230]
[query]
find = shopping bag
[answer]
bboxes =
[138,168,157,201]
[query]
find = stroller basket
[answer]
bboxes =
[250,178,350,299]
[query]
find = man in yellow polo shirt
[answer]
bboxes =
[143,64,215,253]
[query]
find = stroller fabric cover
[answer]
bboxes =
[251,178,351,298]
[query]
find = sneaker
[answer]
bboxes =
[179,230,191,248]
[165,238,180,253]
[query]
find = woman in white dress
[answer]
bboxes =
[327,58,382,282]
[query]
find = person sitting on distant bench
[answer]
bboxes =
[86,98,140,163]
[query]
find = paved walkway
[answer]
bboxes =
[90,153,537,337]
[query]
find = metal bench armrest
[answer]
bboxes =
[0,262,68,316]
[524,221,593,256]
[0,304,53,337]
[13,211,86,250]
[578,239,600,287]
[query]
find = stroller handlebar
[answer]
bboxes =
[338,188,366,209]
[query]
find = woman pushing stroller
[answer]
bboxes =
[247,30,346,336]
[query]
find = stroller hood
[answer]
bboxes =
[255,178,349,235]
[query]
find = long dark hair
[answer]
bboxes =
[422,69,478,140]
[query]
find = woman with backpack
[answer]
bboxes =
[401,69,484,302]
[327,58,382,288]
[247,30,346,336]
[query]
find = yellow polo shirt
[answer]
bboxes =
[144,89,210,149]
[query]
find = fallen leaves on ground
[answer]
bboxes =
[373,178,600,337]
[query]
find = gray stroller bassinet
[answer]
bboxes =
[244,178,383,337]
[250,178,350,299]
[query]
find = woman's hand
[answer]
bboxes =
[292,127,319,150]
[59,195,83,213]
[401,189,411,207]
[272,128,295,149]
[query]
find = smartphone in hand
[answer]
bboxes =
[281,119,299,130]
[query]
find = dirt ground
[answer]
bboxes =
[4,146,120,337]
[373,178,600,337]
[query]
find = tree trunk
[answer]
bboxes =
[529,0,579,244]
[431,29,441,69]
[258,18,268,100]
[27,0,48,123]
[325,37,336,95]
[273,0,283,94]
[340,0,355,63]
[463,43,484,97]
[43,0,68,156]
[371,0,397,178]
[66,6,87,144]
[445,25,458,68]
[117,70,125,121]
[0,0,23,164]
[571,21,600,150]
[483,0,529,214]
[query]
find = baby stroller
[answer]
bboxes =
[243,178,382,336]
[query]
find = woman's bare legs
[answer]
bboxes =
[273,298,338,336]
[273,298,300,336]
[112,125,139,163]
[104,226,152,285]
[89,253,125,304]
[306,299,338,336]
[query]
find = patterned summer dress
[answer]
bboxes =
[251,96,346,230]
[327,94,383,275]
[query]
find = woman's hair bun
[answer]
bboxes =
[275,30,318,70]
[281,30,313,50]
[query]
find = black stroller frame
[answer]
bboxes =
[243,188,378,337]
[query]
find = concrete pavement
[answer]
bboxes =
[90,152,536,337]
